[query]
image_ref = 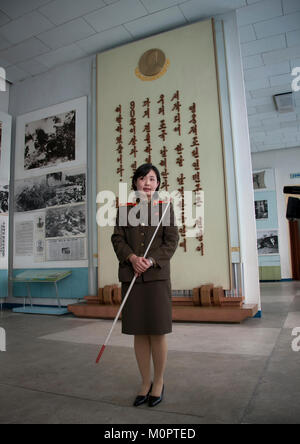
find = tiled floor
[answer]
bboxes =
[0,281,300,424]
[40,321,281,357]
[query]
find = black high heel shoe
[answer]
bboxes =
[133,383,153,407]
[148,384,164,407]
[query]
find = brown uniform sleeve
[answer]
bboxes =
[148,202,179,269]
[126,253,135,263]
[111,209,135,264]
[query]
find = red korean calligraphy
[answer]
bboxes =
[129,101,137,174]
[160,146,169,191]
[115,105,124,180]
[189,102,203,255]
[189,102,201,192]
[194,191,204,255]
[158,94,167,142]
[171,90,181,136]
[142,98,151,163]
[157,94,169,190]
[175,143,184,168]
[171,91,186,252]
[177,173,187,252]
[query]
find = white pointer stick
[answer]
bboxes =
[96,199,171,363]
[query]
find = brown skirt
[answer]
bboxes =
[121,280,172,335]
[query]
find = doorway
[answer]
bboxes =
[289,219,300,280]
[286,192,300,280]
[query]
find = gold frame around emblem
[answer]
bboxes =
[135,48,170,81]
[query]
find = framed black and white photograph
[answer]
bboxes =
[15,97,87,178]
[257,229,279,255]
[253,170,266,190]
[15,175,48,212]
[253,168,276,191]
[46,170,86,207]
[45,204,86,239]
[24,110,76,170]
[15,168,86,212]
[0,185,9,214]
[255,200,268,220]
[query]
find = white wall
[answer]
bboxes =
[220,11,261,309]
[252,146,300,279]
[8,56,93,116]
[7,55,97,303]
[0,84,10,113]
[0,83,11,301]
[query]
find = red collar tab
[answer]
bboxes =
[119,200,169,207]
[118,202,137,207]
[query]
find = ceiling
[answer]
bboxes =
[0,0,299,153]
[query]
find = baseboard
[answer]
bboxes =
[2,302,69,310]
[12,306,69,315]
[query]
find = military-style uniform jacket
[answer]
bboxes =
[111,199,179,283]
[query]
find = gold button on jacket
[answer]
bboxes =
[111,201,179,283]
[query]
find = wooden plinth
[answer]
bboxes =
[68,283,258,323]
[68,302,258,323]
[172,304,258,323]
[68,302,121,319]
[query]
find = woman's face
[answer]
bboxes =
[135,169,159,200]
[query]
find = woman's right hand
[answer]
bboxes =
[129,254,150,277]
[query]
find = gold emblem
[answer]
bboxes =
[135,49,169,81]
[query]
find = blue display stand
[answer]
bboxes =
[13,306,69,315]
[12,270,72,315]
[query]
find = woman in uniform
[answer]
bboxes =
[111,163,179,407]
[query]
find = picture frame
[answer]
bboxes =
[257,229,279,256]
[253,168,276,192]
[15,96,87,180]
[254,190,278,230]
[13,97,88,269]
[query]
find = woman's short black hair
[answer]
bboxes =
[132,163,161,191]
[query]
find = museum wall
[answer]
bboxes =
[7,55,94,306]
[2,12,261,310]
[0,83,9,113]
[0,84,11,301]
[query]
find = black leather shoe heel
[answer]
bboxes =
[133,383,153,407]
[148,384,164,407]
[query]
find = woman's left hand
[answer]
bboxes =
[133,257,152,277]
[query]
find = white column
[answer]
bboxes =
[217,11,261,309]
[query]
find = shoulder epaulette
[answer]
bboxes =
[118,200,169,207]
[153,199,168,206]
[118,202,137,207]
